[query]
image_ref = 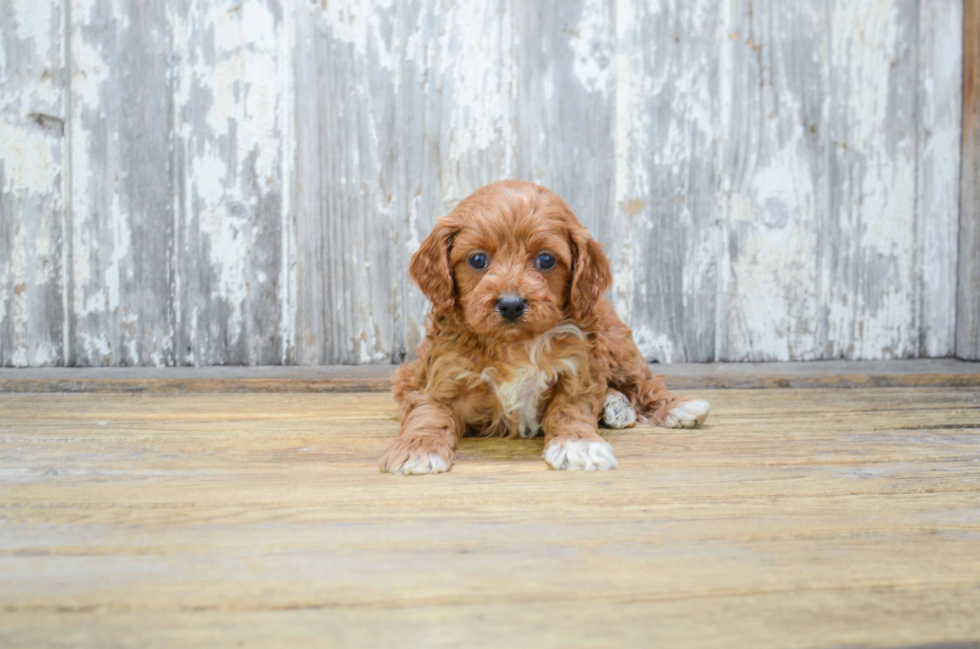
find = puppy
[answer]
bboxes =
[381,180,710,474]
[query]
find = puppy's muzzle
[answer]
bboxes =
[495,295,526,322]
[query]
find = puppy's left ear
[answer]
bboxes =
[569,226,612,320]
[409,221,458,312]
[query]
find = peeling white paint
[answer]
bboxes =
[6,0,61,109]
[824,0,919,359]
[171,0,286,364]
[10,348,28,366]
[405,190,423,255]
[0,209,27,364]
[69,0,109,108]
[12,1,53,65]
[916,0,962,357]
[570,0,612,96]
[721,85,822,362]
[439,0,516,203]
[81,332,111,359]
[0,0,64,367]
[610,0,647,324]
[633,328,676,364]
[278,0,296,364]
[0,123,59,196]
[320,0,399,81]
[0,0,966,366]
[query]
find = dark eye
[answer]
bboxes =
[468,253,489,270]
[535,253,556,270]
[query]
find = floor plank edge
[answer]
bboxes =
[0,359,977,392]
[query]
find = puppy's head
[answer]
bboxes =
[410,181,611,339]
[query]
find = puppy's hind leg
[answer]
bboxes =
[615,360,712,428]
[602,389,637,429]
[599,315,710,428]
[632,369,710,429]
[663,398,711,428]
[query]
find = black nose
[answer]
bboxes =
[496,296,526,322]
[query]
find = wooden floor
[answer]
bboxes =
[1,385,979,648]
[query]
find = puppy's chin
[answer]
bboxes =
[463,314,533,341]
[496,323,534,341]
[462,308,562,342]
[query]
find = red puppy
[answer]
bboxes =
[381,181,710,474]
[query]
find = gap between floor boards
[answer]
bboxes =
[0,359,977,393]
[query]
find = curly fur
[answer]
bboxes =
[381,180,709,474]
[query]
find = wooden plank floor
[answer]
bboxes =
[1,387,979,648]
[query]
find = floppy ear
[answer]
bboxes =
[409,222,457,311]
[569,226,612,320]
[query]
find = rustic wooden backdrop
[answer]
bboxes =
[0,0,972,366]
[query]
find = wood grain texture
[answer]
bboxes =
[293,0,417,365]
[1,387,979,647]
[67,0,175,366]
[959,0,980,360]
[171,0,287,365]
[823,0,919,360]
[513,0,615,243]
[825,2,936,358]
[0,0,969,366]
[610,0,720,363]
[716,0,824,361]
[0,0,66,367]
[918,0,963,358]
[292,0,520,365]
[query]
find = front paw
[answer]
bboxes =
[543,438,618,471]
[380,438,453,475]
[663,399,711,429]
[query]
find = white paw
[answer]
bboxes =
[663,399,711,429]
[384,452,449,476]
[602,390,637,429]
[543,439,618,471]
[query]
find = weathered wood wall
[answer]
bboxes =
[959,0,980,360]
[0,0,968,366]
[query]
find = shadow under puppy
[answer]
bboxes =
[381,180,710,475]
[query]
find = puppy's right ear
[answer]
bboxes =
[409,221,457,311]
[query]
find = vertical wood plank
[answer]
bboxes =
[822,0,919,359]
[279,0,296,365]
[958,0,980,360]
[171,0,286,365]
[916,0,962,358]
[394,0,517,361]
[68,0,174,366]
[292,0,403,364]
[408,0,517,362]
[293,0,518,364]
[291,6,323,365]
[715,0,825,361]
[0,0,65,366]
[512,0,615,240]
[611,0,720,362]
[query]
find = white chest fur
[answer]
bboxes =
[486,321,582,439]
[493,363,553,438]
